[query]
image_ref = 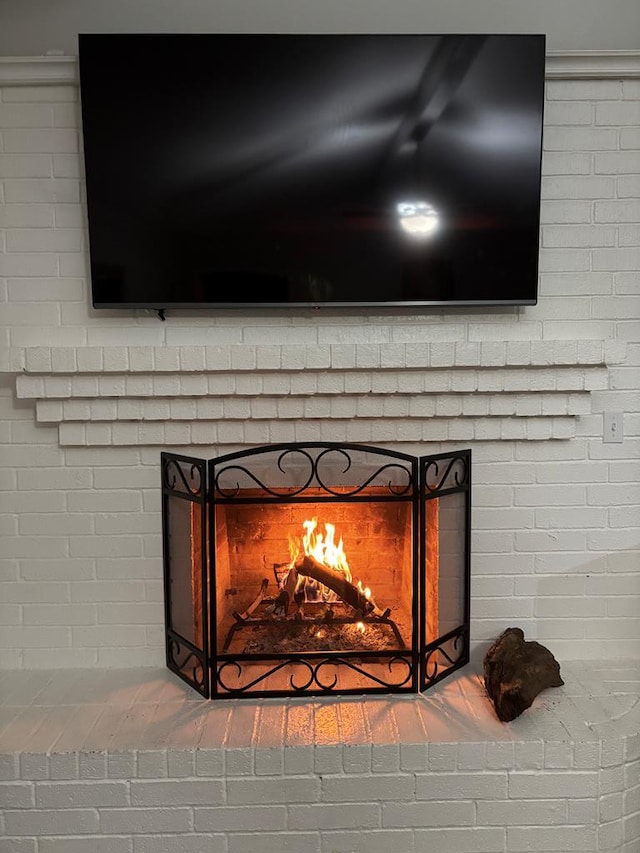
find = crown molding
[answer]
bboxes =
[546,50,640,79]
[0,50,640,87]
[0,55,77,86]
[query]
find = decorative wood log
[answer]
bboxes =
[483,627,564,722]
[294,554,376,615]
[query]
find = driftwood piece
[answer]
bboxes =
[483,627,564,722]
[295,554,375,615]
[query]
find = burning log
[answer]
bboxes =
[294,554,383,617]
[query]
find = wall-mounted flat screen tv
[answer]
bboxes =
[78,33,546,310]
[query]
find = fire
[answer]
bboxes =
[294,518,352,581]
[287,518,370,622]
[357,580,371,601]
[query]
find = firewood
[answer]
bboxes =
[295,554,376,615]
[269,565,299,617]
[483,627,564,722]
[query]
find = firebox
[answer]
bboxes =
[161,443,471,699]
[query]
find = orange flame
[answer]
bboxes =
[288,518,364,605]
[301,518,352,581]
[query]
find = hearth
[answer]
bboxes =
[161,443,470,698]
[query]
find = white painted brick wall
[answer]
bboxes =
[0,733,637,853]
[0,61,639,670]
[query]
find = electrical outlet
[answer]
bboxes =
[603,411,624,443]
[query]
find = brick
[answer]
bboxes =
[99,807,192,834]
[278,747,312,777]
[596,100,640,125]
[76,347,104,372]
[342,745,371,775]
[40,840,131,853]
[101,347,129,372]
[478,798,567,825]
[281,345,306,370]
[317,373,347,395]
[508,771,597,799]
[416,772,507,800]
[160,751,193,779]
[0,782,35,808]
[133,837,225,853]
[507,825,597,851]
[77,752,107,780]
[228,832,320,853]
[601,791,624,822]
[195,805,286,831]
[7,228,83,252]
[599,819,624,851]
[4,808,99,835]
[541,152,592,176]
[370,744,400,774]
[596,151,640,174]
[383,800,474,828]
[195,749,224,777]
[3,129,77,153]
[546,80,621,100]
[130,779,224,806]
[35,780,128,808]
[313,746,343,776]
[542,175,615,200]
[544,101,592,126]
[513,742,543,771]
[413,828,506,852]
[0,841,37,853]
[227,776,319,805]
[542,224,616,248]
[254,748,284,776]
[177,346,205,371]
[293,803,384,831]
[19,754,49,780]
[322,774,414,804]
[5,178,80,204]
[0,754,20,781]
[0,153,52,177]
[179,375,208,396]
[230,345,257,370]
[595,200,640,223]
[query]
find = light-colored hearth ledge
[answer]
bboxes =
[1,660,638,754]
[0,661,638,852]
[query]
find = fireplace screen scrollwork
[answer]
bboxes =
[161,443,470,699]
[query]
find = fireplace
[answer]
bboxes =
[161,443,471,699]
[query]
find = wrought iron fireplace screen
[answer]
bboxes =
[161,443,470,699]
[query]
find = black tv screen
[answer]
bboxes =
[78,33,545,310]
